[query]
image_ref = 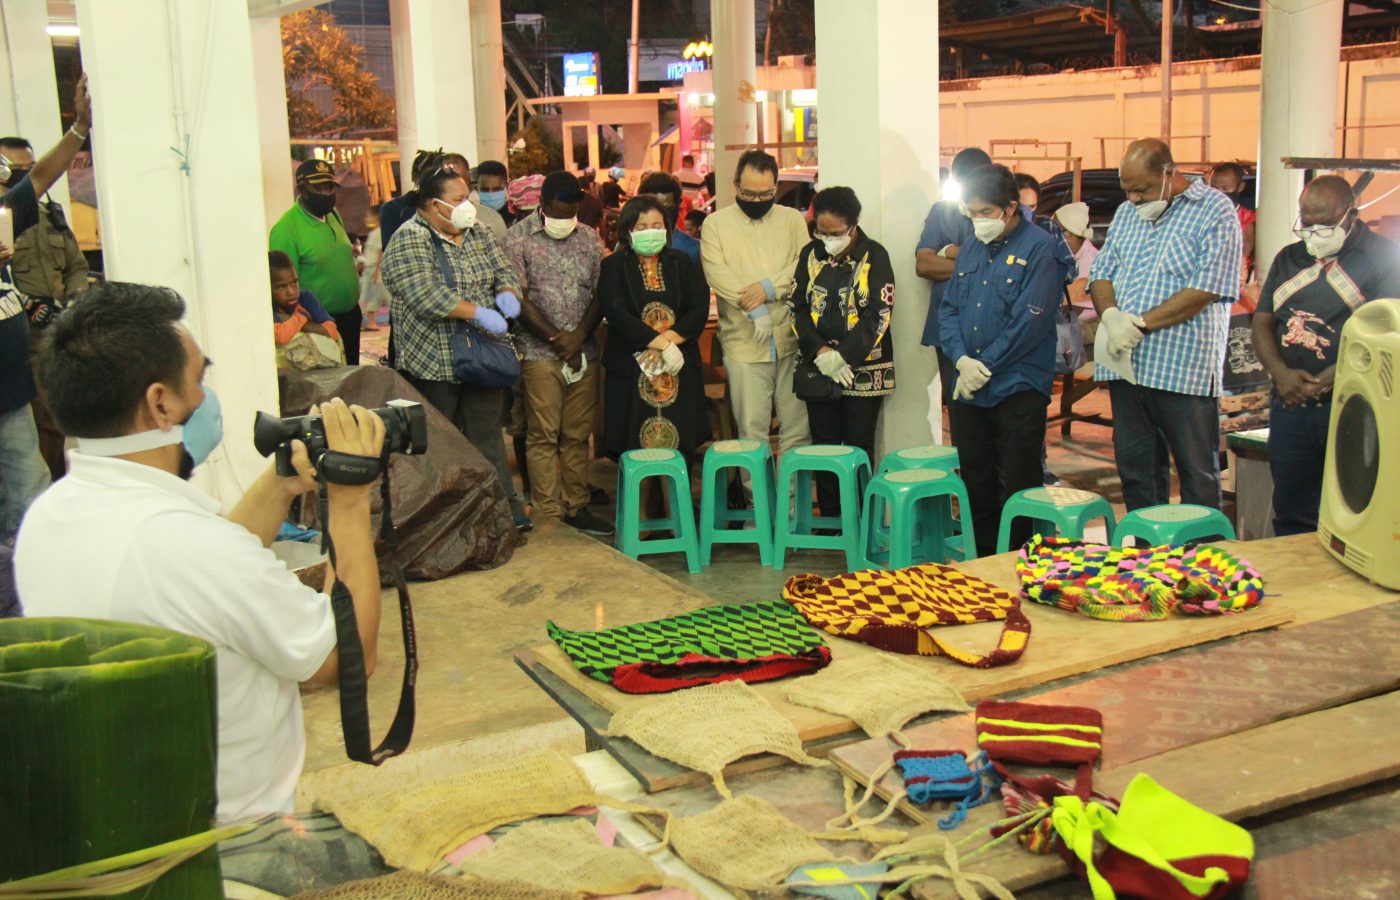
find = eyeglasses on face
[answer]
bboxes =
[736,188,777,202]
[1291,212,1352,240]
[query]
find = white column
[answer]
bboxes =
[249,14,293,235]
[75,0,278,508]
[0,0,70,210]
[390,0,479,176]
[709,0,757,208]
[469,0,507,164]
[1256,0,1343,276]
[816,0,939,451]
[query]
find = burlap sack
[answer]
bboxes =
[606,680,827,798]
[459,818,669,895]
[781,655,970,740]
[318,752,599,871]
[669,795,835,892]
[290,870,576,899]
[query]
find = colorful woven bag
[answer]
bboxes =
[1052,773,1254,900]
[975,700,1103,798]
[1017,535,1265,621]
[990,771,1119,855]
[546,600,830,694]
[782,563,1031,668]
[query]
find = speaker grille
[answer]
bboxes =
[1380,351,1393,400]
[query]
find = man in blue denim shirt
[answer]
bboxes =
[940,165,1069,555]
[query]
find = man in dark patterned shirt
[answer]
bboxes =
[1254,175,1400,535]
[502,171,609,535]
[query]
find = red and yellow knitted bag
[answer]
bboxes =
[782,563,1031,668]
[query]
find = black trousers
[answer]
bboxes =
[332,310,363,366]
[948,389,1048,557]
[935,347,958,443]
[806,395,883,517]
[1107,382,1221,511]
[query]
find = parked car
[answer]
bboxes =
[1037,165,1257,245]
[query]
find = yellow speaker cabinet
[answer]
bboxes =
[1319,298,1400,589]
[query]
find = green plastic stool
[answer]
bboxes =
[996,486,1117,554]
[877,444,961,476]
[774,445,870,571]
[1114,504,1237,546]
[860,468,976,569]
[699,439,776,566]
[614,448,701,574]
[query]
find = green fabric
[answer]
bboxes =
[1052,773,1254,900]
[547,600,826,683]
[269,203,360,313]
[0,618,222,898]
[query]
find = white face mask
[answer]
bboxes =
[1135,175,1171,222]
[820,231,852,257]
[435,197,477,231]
[972,210,1008,244]
[1303,221,1349,259]
[543,215,577,240]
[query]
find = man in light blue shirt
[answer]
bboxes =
[1089,139,1242,510]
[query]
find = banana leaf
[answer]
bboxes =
[0,618,221,898]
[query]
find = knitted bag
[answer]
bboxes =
[990,771,1119,855]
[546,600,831,694]
[1017,535,1265,621]
[893,749,1001,830]
[783,563,1032,668]
[975,700,1103,797]
[1053,773,1254,900]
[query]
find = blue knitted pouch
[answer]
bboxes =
[894,749,1001,829]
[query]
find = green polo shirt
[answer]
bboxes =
[268,202,360,314]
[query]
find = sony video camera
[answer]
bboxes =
[253,399,428,484]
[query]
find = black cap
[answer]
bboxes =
[296,159,338,187]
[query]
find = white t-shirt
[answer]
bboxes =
[15,451,336,822]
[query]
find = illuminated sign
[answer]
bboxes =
[666,58,707,81]
[563,52,599,97]
[683,41,714,60]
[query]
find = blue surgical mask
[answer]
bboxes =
[180,388,224,467]
[478,189,507,211]
[74,386,224,470]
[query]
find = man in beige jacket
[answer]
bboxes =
[700,150,812,459]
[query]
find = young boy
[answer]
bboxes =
[270,250,341,346]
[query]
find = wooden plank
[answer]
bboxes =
[910,691,1400,898]
[521,538,1342,745]
[832,602,1400,826]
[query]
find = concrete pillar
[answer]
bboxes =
[709,0,758,208]
[74,0,278,507]
[469,0,508,164]
[815,0,939,451]
[0,0,70,210]
[585,124,600,170]
[561,121,579,172]
[390,0,479,175]
[249,14,294,235]
[1256,0,1343,276]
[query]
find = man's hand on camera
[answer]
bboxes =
[278,435,319,497]
[322,398,387,501]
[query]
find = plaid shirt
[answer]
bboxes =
[1089,180,1241,396]
[501,212,605,362]
[381,214,520,382]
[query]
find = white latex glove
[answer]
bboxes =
[749,307,774,343]
[815,348,847,378]
[954,355,992,399]
[635,350,666,377]
[660,341,684,375]
[834,363,855,389]
[1100,306,1148,354]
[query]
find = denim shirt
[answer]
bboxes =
[939,218,1068,407]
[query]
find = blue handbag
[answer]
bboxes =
[431,237,521,389]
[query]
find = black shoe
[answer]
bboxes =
[565,508,615,537]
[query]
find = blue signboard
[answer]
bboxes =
[563,52,600,97]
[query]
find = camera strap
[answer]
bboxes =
[318,448,418,765]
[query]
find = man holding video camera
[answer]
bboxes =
[15,282,386,823]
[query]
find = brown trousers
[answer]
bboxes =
[521,359,598,518]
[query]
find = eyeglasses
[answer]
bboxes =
[736,188,777,202]
[1292,212,1352,239]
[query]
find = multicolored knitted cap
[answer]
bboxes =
[783,563,1032,668]
[975,700,1103,796]
[1017,535,1265,621]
